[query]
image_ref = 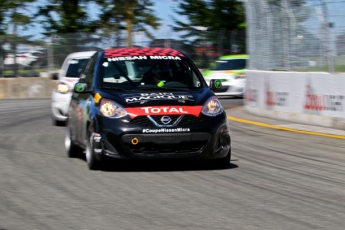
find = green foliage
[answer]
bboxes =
[37,0,98,34]
[266,0,306,7]
[0,0,35,34]
[0,0,37,76]
[96,0,161,47]
[172,0,245,41]
[0,0,8,34]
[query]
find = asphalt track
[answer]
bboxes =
[1,98,345,230]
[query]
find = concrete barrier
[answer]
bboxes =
[0,77,56,99]
[245,70,345,130]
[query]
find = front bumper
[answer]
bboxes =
[51,91,72,121]
[206,78,246,96]
[215,79,245,96]
[92,113,231,160]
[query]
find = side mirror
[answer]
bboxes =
[51,72,59,80]
[209,79,222,92]
[74,82,91,93]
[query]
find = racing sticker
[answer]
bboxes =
[105,47,185,58]
[125,92,194,104]
[107,56,182,61]
[94,93,102,103]
[142,128,190,133]
[126,106,203,119]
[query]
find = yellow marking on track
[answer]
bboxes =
[227,116,345,140]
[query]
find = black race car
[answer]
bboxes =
[65,47,231,170]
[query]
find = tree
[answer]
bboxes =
[0,0,36,76]
[0,0,9,76]
[37,0,98,34]
[171,0,245,66]
[0,0,9,35]
[0,0,35,34]
[96,0,160,47]
[171,0,245,45]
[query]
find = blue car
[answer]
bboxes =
[65,47,231,170]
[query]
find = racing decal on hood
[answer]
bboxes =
[126,106,203,119]
[124,93,194,104]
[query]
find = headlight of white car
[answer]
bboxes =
[56,82,70,94]
[201,96,223,116]
[100,99,128,118]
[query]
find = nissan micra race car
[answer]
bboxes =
[65,47,231,170]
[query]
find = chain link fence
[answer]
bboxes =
[0,29,246,78]
[244,0,345,73]
[2,1,345,77]
[0,33,106,78]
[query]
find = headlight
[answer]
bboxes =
[100,99,127,118]
[56,82,70,94]
[201,96,223,116]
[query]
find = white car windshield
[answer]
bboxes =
[65,58,90,78]
[210,59,247,71]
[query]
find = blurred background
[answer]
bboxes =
[0,0,344,78]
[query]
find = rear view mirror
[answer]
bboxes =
[209,79,222,92]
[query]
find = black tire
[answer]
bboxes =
[65,126,83,158]
[85,131,103,170]
[209,148,231,169]
[52,118,66,127]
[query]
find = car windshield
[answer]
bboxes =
[99,56,203,90]
[210,59,247,71]
[65,58,90,78]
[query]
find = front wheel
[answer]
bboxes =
[85,131,103,170]
[209,148,231,169]
[65,126,83,158]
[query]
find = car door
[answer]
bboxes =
[76,54,98,144]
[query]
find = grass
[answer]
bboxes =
[1,68,59,77]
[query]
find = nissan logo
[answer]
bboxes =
[161,116,172,124]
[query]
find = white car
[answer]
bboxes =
[51,51,96,126]
[203,54,248,98]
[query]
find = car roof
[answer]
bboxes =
[104,47,186,58]
[219,54,249,60]
[66,51,97,59]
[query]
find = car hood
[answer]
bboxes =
[96,88,214,108]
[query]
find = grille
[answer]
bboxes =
[130,116,153,126]
[178,115,199,125]
[126,141,207,154]
[130,115,200,127]
[150,115,181,125]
